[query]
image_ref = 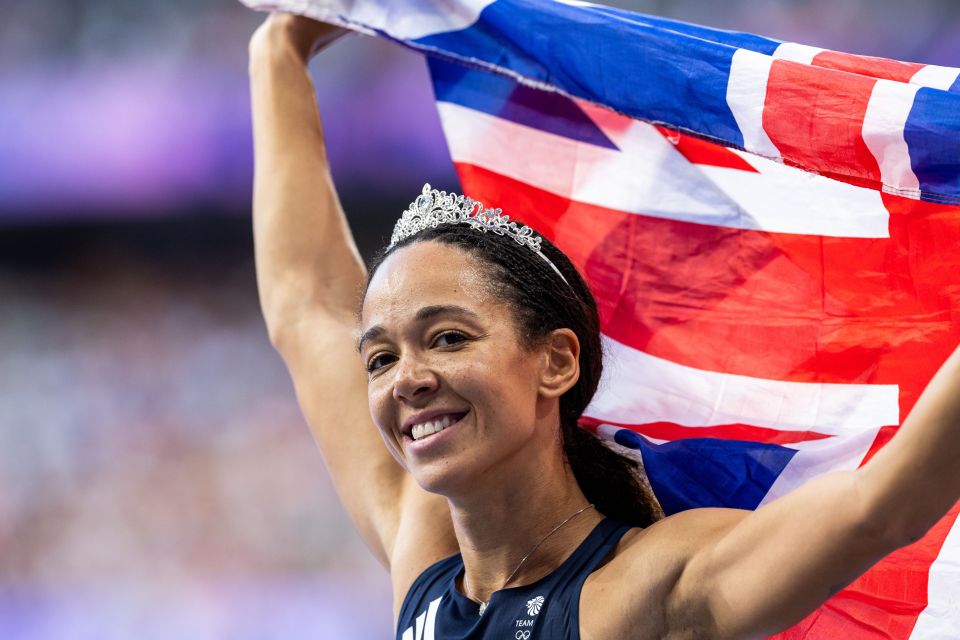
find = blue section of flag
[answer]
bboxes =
[586,5,782,54]
[428,58,618,150]
[415,0,746,147]
[905,87,960,203]
[613,429,797,515]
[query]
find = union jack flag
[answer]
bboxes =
[245,0,960,636]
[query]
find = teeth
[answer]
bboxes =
[411,414,459,441]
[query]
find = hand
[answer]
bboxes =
[249,12,349,64]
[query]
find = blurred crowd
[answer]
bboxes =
[0,226,390,639]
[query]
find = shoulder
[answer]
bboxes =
[391,492,461,616]
[580,508,750,640]
[394,551,462,631]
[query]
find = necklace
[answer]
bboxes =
[464,503,595,616]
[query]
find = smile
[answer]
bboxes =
[408,411,468,441]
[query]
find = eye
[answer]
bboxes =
[433,330,468,348]
[366,352,396,373]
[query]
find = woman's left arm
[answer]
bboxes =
[668,344,960,639]
[856,343,960,545]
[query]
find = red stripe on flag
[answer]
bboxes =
[654,126,759,172]
[578,416,831,445]
[811,50,926,83]
[762,60,882,188]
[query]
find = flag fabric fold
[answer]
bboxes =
[242,1,960,637]
[244,0,960,204]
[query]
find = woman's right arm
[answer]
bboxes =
[248,14,456,587]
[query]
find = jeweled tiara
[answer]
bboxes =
[389,184,568,283]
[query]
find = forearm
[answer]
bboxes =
[675,348,960,638]
[249,26,365,338]
[860,343,960,544]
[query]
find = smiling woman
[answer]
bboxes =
[249,11,960,640]
[357,201,663,633]
[360,201,660,526]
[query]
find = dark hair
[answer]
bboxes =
[366,223,662,528]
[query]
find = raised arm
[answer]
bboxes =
[250,16,360,329]
[655,344,960,638]
[248,14,455,589]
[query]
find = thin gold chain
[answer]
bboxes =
[464,503,595,616]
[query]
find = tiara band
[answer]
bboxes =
[389,184,569,284]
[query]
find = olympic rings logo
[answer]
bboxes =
[515,631,531,640]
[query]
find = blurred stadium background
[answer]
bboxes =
[1,1,957,638]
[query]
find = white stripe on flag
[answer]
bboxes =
[438,101,890,238]
[424,597,441,640]
[402,627,414,640]
[862,79,922,196]
[726,48,782,160]
[586,335,900,436]
[757,428,880,506]
[909,515,960,639]
[698,149,891,237]
[771,42,825,64]
[241,0,493,40]
[439,100,745,227]
[910,64,960,91]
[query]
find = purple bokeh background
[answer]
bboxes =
[0,5,457,222]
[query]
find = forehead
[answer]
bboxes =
[362,241,497,325]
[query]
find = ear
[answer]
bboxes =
[538,328,581,399]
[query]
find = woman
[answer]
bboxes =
[249,13,960,639]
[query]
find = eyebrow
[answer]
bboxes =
[357,305,480,353]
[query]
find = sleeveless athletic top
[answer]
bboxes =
[396,518,632,640]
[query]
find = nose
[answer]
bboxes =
[392,353,439,403]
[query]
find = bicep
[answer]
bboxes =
[672,472,895,639]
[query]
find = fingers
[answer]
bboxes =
[250,12,350,63]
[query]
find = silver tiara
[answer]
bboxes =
[389,184,568,283]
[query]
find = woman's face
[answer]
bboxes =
[359,240,549,494]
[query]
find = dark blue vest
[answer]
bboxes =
[396,518,632,640]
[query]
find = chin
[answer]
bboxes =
[409,460,477,497]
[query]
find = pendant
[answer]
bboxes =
[478,601,488,617]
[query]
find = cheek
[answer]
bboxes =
[449,349,541,426]
[368,381,403,452]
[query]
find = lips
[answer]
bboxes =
[402,409,469,439]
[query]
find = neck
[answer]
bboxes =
[447,436,603,604]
